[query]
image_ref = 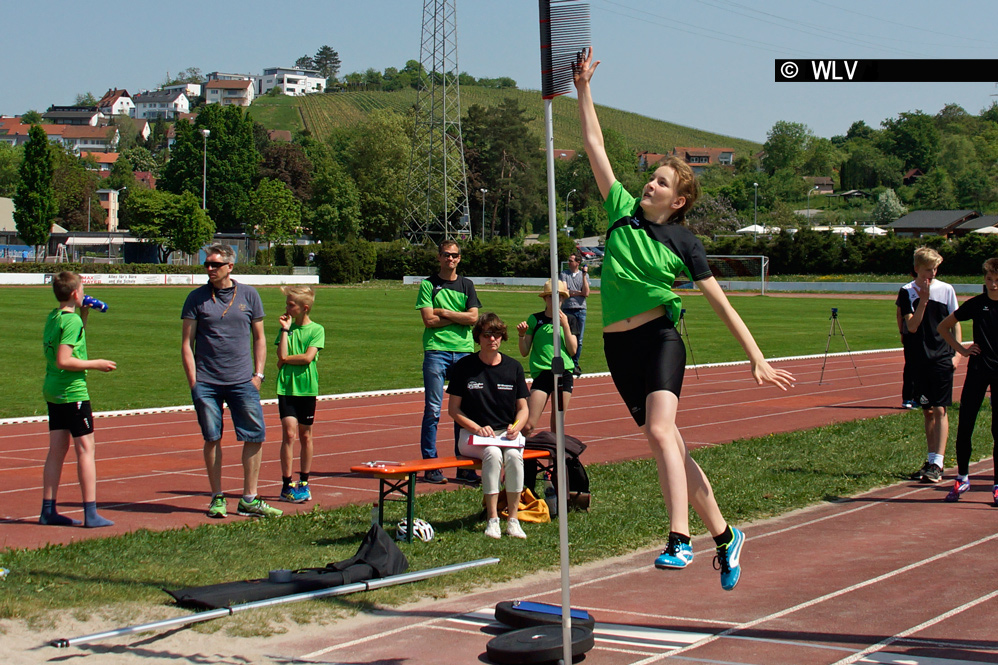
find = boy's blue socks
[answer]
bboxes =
[40,499,81,526]
[83,501,113,528]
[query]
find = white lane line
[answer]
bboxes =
[832,588,998,665]
[628,533,998,665]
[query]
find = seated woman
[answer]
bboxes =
[447,312,530,539]
[516,279,579,436]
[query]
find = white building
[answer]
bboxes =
[162,82,202,99]
[97,89,135,117]
[131,90,190,120]
[258,67,325,96]
[204,79,255,107]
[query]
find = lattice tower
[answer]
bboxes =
[404,0,470,244]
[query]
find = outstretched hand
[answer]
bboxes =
[751,360,795,391]
[572,47,600,89]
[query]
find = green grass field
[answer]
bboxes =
[3,285,899,418]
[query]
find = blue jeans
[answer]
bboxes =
[420,350,468,459]
[565,308,587,365]
[191,381,266,443]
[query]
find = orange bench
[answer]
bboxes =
[350,450,553,541]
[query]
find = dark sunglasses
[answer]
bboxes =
[441,251,461,258]
[481,330,504,339]
[204,261,229,269]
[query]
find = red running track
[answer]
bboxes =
[0,349,950,551]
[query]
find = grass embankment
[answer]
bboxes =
[4,404,990,626]
[2,285,900,418]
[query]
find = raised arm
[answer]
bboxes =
[696,276,795,390]
[573,48,615,200]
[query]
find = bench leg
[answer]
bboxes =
[406,472,416,543]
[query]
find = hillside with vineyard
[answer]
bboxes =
[249,87,762,157]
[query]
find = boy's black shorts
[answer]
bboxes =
[530,369,574,395]
[47,401,94,437]
[914,360,954,408]
[278,395,317,426]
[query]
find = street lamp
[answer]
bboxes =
[200,128,210,210]
[565,188,577,235]
[807,185,819,224]
[480,188,488,242]
[753,182,759,241]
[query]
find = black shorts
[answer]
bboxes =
[278,395,317,426]
[47,401,95,437]
[914,360,954,408]
[530,369,574,395]
[604,316,685,427]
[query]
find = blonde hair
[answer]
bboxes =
[657,156,701,223]
[913,246,943,270]
[52,271,81,302]
[281,284,315,311]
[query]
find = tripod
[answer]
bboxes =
[679,308,699,379]
[819,308,862,385]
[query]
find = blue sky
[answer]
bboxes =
[3,1,995,143]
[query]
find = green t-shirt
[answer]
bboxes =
[415,274,481,352]
[601,181,712,327]
[43,309,89,403]
[525,312,577,375]
[275,321,325,396]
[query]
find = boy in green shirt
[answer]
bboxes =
[275,285,325,503]
[41,271,117,527]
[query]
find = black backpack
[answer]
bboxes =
[524,431,591,511]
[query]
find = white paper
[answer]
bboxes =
[470,432,525,448]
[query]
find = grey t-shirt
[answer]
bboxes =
[181,280,264,385]
[559,269,587,310]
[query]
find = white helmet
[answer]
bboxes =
[396,518,434,542]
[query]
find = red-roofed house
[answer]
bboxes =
[134,171,157,189]
[668,146,735,173]
[81,151,119,174]
[638,151,668,170]
[98,89,135,117]
[205,79,255,107]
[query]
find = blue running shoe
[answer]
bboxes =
[654,536,693,569]
[714,527,744,590]
[944,478,970,502]
[293,481,311,502]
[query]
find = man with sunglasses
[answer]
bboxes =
[416,240,481,484]
[181,244,282,519]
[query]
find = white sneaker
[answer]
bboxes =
[506,518,526,539]
[484,517,501,539]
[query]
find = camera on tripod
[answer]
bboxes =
[830,307,838,319]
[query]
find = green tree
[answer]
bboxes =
[294,55,315,70]
[686,193,740,238]
[800,137,840,177]
[122,188,215,262]
[314,45,341,81]
[913,168,957,209]
[160,104,259,231]
[840,141,903,190]
[347,110,412,240]
[871,188,908,224]
[74,92,98,107]
[120,146,159,176]
[259,142,312,201]
[762,121,812,174]
[50,146,102,232]
[21,110,43,125]
[241,178,302,255]
[163,67,203,86]
[0,143,22,197]
[13,125,57,251]
[306,145,361,241]
[981,101,998,126]
[879,110,940,172]
[105,154,136,192]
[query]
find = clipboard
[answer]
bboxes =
[469,432,525,448]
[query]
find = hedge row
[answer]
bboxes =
[705,230,998,276]
[0,262,293,275]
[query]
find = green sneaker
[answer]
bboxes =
[237,497,283,518]
[207,495,227,519]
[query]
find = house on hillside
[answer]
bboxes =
[669,146,735,174]
[0,123,118,152]
[258,67,325,96]
[81,151,119,174]
[163,82,202,99]
[205,79,255,107]
[954,215,998,236]
[98,89,135,117]
[903,168,924,186]
[131,90,190,120]
[889,210,980,238]
[42,105,104,126]
[638,151,667,171]
[806,176,834,194]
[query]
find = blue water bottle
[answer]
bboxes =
[82,295,109,312]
